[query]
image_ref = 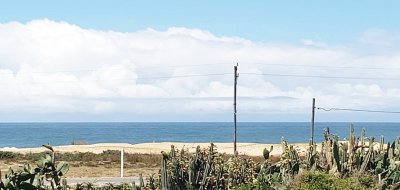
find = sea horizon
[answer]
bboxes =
[2,122,399,148]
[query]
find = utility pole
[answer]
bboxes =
[310,98,316,145]
[233,63,239,156]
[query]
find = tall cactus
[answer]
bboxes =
[199,143,215,190]
[306,139,317,170]
[379,136,385,154]
[188,145,201,189]
[332,135,341,173]
[160,151,169,190]
[324,128,333,171]
[61,178,67,190]
[348,123,355,172]
[360,137,375,173]
[360,128,366,155]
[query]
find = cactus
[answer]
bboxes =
[332,135,341,173]
[145,174,157,190]
[200,143,215,190]
[160,151,169,190]
[61,178,67,190]
[323,128,334,171]
[379,135,385,154]
[360,137,375,173]
[360,128,366,155]
[347,123,355,172]
[279,138,300,183]
[139,173,145,188]
[306,139,317,170]
[0,145,69,190]
[263,146,273,160]
[153,127,400,189]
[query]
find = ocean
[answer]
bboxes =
[1,122,399,148]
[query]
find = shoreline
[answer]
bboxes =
[0,142,312,157]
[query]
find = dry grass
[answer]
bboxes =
[1,151,162,177]
[0,151,277,178]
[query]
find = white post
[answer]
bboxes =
[120,148,124,178]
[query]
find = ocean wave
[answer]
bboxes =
[0,147,18,149]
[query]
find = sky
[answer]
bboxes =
[0,1,400,122]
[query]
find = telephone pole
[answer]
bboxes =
[310,98,316,145]
[233,63,239,156]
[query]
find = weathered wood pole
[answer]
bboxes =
[233,64,238,156]
[311,98,316,144]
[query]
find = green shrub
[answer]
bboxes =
[237,182,276,190]
[0,151,19,159]
[23,152,47,161]
[237,183,253,190]
[293,172,335,190]
[355,174,377,189]
[290,172,378,190]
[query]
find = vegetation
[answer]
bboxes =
[288,172,378,190]
[136,124,400,189]
[0,145,69,190]
[1,124,400,189]
[0,151,161,168]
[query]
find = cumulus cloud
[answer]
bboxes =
[0,19,399,121]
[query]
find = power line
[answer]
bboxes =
[0,63,232,76]
[316,107,400,114]
[241,72,400,81]
[1,61,399,76]
[0,68,130,75]
[2,71,400,85]
[137,62,232,69]
[0,73,231,85]
[138,73,231,80]
[245,62,400,70]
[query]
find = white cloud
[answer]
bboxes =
[358,30,400,46]
[0,19,399,121]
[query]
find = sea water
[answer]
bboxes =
[0,122,399,148]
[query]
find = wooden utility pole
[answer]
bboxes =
[311,98,316,145]
[233,63,239,156]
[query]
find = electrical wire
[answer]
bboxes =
[241,72,400,81]
[1,61,399,76]
[137,73,231,80]
[136,62,232,69]
[245,62,400,70]
[0,63,232,76]
[0,73,232,85]
[316,107,400,114]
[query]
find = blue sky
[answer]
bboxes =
[0,1,400,122]
[2,1,399,43]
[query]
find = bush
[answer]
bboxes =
[290,172,378,190]
[356,174,377,188]
[237,183,253,190]
[293,172,335,190]
[24,152,47,161]
[0,151,19,159]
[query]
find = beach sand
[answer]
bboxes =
[0,142,311,157]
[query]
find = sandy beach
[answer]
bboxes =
[0,142,311,157]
